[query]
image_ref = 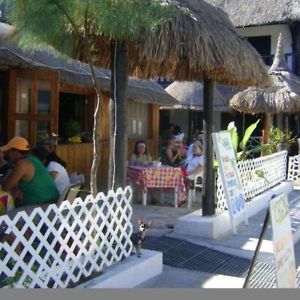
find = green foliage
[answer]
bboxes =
[260,127,296,155]
[3,257,37,288]
[64,119,81,138]
[227,119,260,160]
[239,120,260,150]
[3,0,177,54]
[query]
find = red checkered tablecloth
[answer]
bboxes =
[127,166,186,205]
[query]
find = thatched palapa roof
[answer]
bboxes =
[0,23,178,106]
[206,0,300,27]
[161,81,232,111]
[230,33,300,114]
[86,0,270,88]
[229,86,298,114]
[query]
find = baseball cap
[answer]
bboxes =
[0,137,30,152]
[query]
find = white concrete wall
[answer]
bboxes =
[237,24,293,68]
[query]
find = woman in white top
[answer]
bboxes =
[32,146,70,194]
[186,141,203,180]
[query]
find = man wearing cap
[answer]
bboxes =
[0,136,59,208]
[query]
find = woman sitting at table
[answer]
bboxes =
[129,141,152,167]
[161,134,187,167]
[185,141,204,189]
[32,145,70,194]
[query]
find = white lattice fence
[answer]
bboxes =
[288,154,300,186]
[246,136,262,159]
[216,151,288,214]
[0,186,133,288]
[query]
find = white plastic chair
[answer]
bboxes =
[69,172,85,185]
[57,182,82,206]
[187,173,203,209]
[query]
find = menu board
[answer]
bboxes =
[212,131,248,235]
[269,193,297,288]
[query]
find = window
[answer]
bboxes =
[8,70,59,146]
[246,36,272,66]
[15,78,52,143]
[16,78,31,114]
[36,121,50,144]
[127,100,149,139]
[15,120,29,140]
[37,80,51,114]
[59,92,93,143]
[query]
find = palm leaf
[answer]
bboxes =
[227,121,238,154]
[239,119,260,150]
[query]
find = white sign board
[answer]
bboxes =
[212,131,248,235]
[269,193,297,288]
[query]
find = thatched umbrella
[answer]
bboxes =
[161,81,231,112]
[161,81,232,141]
[230,33,300,144]
[89,0,269,87]
[75,0,271,215]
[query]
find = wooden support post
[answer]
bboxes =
[202,76,215,216]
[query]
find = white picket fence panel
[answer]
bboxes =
[0,186,133,288]
[216,151,288,213]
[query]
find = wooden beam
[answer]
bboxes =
[7,69,17,139]
[59,82,95,95]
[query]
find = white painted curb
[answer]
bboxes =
[174,181,294,239]
[77,249,162,288]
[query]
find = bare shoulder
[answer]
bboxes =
[15,157,33,171]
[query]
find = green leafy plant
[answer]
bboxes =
[63,119,81,139]
[260,127,296,155]
[3,257,38,288]
[227,119,261,160]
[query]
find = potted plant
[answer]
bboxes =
[63,120,82,143]
[260,127,296,155]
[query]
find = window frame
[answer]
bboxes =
[8,69,59,146]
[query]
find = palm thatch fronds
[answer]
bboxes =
[0,23,177,106]
[206,0,300,27]
[230,86,300,114]
[230,33,300,115]
[161,81,232,111]
[83,0,270,88]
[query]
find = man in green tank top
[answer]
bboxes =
[0,137,59,207]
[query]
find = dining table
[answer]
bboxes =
[127,165,187,208]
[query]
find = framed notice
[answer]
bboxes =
[212,131,248,235]
[269,193,297,288]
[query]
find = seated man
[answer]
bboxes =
[0,137,59,208]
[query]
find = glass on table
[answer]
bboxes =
[152,161,162,167]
